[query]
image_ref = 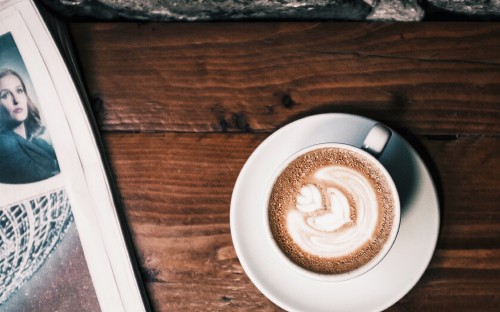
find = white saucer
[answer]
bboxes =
[230,113,440,312]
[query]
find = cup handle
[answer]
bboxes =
[361,123,392,158]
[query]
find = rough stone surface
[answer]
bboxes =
[40,0,372,21]
[367,0,424,21]
[39,0,500,21]
[427,0,500,18]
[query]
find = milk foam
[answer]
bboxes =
[287,166,378,258]
[268,146,396,275]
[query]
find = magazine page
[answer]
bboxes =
[0,0,148,311]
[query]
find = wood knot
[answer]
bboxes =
[141,267,164,283]
[282,94,296,109]
[90,96,105,126]
[232,112,250,132]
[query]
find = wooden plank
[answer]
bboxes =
[70,23,500,135]
[392,269,500,311]
[101,132,500,311]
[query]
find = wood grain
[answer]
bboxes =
[71,23,500,135]
[101,132,500,311]
[66,21,500,312]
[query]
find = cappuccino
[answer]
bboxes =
[268,145,397,275]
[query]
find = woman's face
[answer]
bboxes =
[0,74,28,124]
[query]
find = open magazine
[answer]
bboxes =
[0,0,150,310]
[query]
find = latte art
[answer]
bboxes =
[290,165,380,258]
[296,184,352,232]
[268,146,397,275]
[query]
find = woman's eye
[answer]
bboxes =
[0,92,7,100]
[16,88,24,94]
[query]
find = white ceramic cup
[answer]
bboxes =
[265,123,401,282]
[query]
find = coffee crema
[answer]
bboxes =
[268,147,396,275]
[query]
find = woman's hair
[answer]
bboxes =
[0,69,43,139]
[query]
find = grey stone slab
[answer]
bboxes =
[39,0,500,21]
[427,0,500,17]
[367,0,424,21]
[40,0,372,21]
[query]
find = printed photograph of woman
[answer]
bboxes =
[0,69,60,184]
[0,30,100,311]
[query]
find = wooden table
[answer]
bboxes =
[70,23,500,311]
